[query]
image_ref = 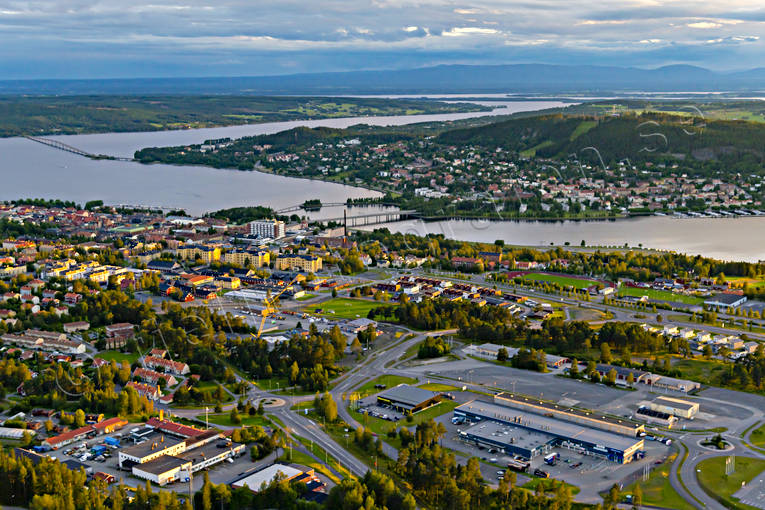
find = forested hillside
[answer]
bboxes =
[437,112,765,167]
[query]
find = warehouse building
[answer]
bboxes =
[132,455,192,486]
[376,384,442,414]
[649,396,699,419]
[455,400,645,464]
[118,436,186,469]
[493,393,645,437]
[231,464,318,493]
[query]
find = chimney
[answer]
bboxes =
[159,409,164,422]
[343,209,347,238]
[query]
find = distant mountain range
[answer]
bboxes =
[2,64,765,95]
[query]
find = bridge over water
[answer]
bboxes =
[25,136,133,161]
[319,209,419,227]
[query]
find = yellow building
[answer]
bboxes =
[275,254,322,273]
[175,245,221,263]
[223,250,269,268]
[216,276,241,289]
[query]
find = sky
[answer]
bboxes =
[1,0,764,79]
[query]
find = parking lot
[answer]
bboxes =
[434,413,671,501]
[44,436,261,491]
[356,404,404,422]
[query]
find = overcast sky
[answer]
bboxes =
[1,0,764,79]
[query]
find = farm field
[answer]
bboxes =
[617,286,704,305]
[305,297,382,319]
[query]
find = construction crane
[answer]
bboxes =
[250,276,301,339]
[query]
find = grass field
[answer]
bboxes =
[750,424,765,448]
[418,383,460,392]
[672,358,727,383]
[352,375,417,399]
[95,351,139,364]
[306,298,381,319]
[696,456,765,509]
[617,286,704,305]
[521,272,601,290]
[623,453,694,510]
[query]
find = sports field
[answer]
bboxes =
[617,286,703,305]
[306,297,381,319]
[522,272,602,290]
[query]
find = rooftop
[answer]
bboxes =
[495,392,643,431]
[133,455,190,475]
[457,400,642,452]
[378,384,437,407]
[232,464,304,493]
[462,417,555,452]
[120,435,184,459]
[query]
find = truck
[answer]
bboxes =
[544,453,560,466]
[507,459,530,473]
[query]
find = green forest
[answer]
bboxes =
[0,95,486,137]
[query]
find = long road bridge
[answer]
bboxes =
[320,209,419,227]
[276,202,348,214]
[25,136,133,161]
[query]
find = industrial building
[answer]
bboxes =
[454,400,645,464]
[232,464,318,493]
[376,384,442,414]
[132,455,192,486]
[636,407,677,428]
[493,393,645,437]
[649,396,699,419]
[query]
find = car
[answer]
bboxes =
[533,469,549,478]
[496,470,505,476]
[490,458,497,463]
[497,474,504,480]
[571,462,582,469]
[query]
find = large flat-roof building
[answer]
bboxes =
[704,294,747,309]
[132,455,192,486]
[455,400,644,464]
[493,393,645,437]
[376,384,442,414]
[231,464,317,493]
[649,396,699,419]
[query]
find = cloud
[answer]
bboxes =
[0,0,764,78]
[687,22,722,29]
[442,27,499,37]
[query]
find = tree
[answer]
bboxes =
[497,347,509,362]
[600,342,613,364]
[350,337,363,357]
[74,409,86,428]
[632,483,643,506]
[606,368,618,385]
[230,407,241,425]
[289,361,300,385]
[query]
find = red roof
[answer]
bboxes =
[146,417,206,438]
[93,417,127,431]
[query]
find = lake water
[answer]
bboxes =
[0,101,564,214]
[2,99,764,261]
[367,216,765,262]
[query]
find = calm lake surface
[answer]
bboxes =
[0,101,564,214]
[366,216,765,262]
[1,99,763,261]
